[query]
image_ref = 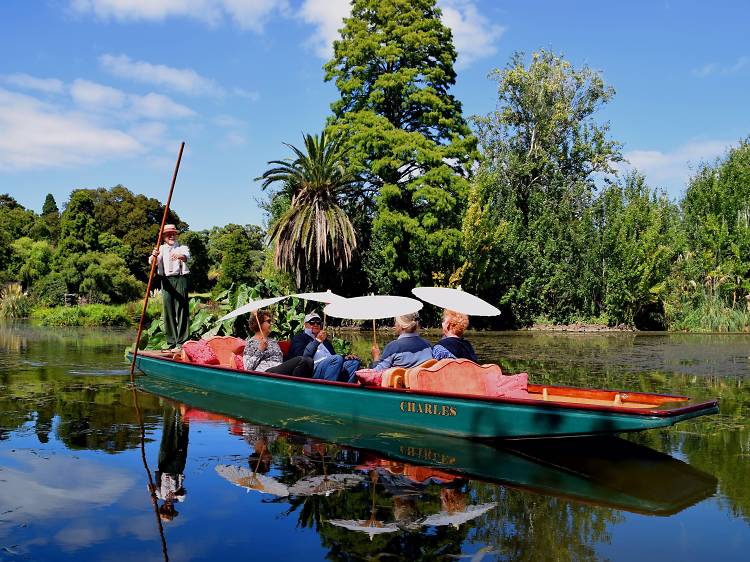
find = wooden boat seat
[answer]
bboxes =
[406,358,530,398]
[527,387,660,408]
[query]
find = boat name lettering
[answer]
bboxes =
[399,401,457,417]
[399,446,456,465]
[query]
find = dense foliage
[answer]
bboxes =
[324,0,478,294]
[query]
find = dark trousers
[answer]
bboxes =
[266,356,314,378]
[161,275,189,347]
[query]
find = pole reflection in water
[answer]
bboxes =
[154,406,189,522]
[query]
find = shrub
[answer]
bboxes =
[30,272,68,308]
[0,283,31,318]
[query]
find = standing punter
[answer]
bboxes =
[149,224,190,352]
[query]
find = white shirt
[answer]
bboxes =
[150,242,191,276]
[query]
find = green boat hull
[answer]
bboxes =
[138,376,717,516]
[131,353,718,439]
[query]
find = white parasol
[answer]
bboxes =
[324,295,423,346]
[324,295,423,320]
[293,290,345,303]
[294,290,345,328]
[218,295,288,322]
[420,502,498,529]
[327,518,400,540]
[214,464,290,497]
[411,287,501,316]
[288,473,365,497]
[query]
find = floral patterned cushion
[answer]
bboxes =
[182,339,220,365]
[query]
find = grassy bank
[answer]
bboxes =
[31,301,161,328]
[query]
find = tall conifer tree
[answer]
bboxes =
[324,0,477,293]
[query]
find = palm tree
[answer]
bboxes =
[260,132,358,287]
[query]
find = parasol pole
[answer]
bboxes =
[372,320,377,346]
[130,142,186,384]
[253,310,265,342]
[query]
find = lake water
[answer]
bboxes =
[1,323,748,561]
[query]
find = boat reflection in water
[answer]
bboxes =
[140,377,717,526]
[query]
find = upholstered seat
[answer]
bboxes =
[182,336,246,368]
[406,358,530,398]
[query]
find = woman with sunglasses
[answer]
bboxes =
[243,310,314,377]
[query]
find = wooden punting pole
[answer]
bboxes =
[129,142,186,384]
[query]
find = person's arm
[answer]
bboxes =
[370,341,395,369]
[303,339,321,358]
[432,344,456,360]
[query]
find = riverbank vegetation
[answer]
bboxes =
[2,0,750,332]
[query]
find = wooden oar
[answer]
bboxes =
[130,142,186,384]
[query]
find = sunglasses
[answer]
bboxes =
[308,319,322,325]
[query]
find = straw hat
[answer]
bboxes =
[162,224,179,237]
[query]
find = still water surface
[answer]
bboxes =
[0,323,748,561]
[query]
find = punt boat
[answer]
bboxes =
[129,350,718,439]
[138,376,718,516]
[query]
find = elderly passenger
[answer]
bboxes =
[370,313,432,371]
[432,309,478,362]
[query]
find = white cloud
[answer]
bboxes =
[100,53,222,96]
[0,87,142,171]
[72,0,289,31]
[619,139,732,191]
[70,78,126,109]
[0,450,134,523]
[440,0,505,69]
[128,121,169,147]
[129,92,195,118]
[692,56,749,78]
[298,0,350,58]
[2,73,64,94]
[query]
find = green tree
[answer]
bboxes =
[42,193,58,215]
[77,252,144,304]
[457,50,621,325]
[180,230,210,292]
[87,185,186,281]
[40,193,61,242]
[0,194,35,241]
[10,237,53,289]
[260,132,358,288]
[208,224,265,290]
[678,139,750,307]
[593,173,681,327]
[324,0,477,294]
[57,190,99,256]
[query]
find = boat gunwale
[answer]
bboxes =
[131,351,719,418]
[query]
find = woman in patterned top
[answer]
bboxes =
[243,310,313,377]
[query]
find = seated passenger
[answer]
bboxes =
[243,310,314,377]
[432,309,478,362]
[370,313,432,371]
[288,312,360,382]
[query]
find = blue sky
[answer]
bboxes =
[1,0,748,230]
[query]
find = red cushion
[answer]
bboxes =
[233,353,245,370]
[278,340,291,356]
[182,340,220,365]
[355,368,382,386]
